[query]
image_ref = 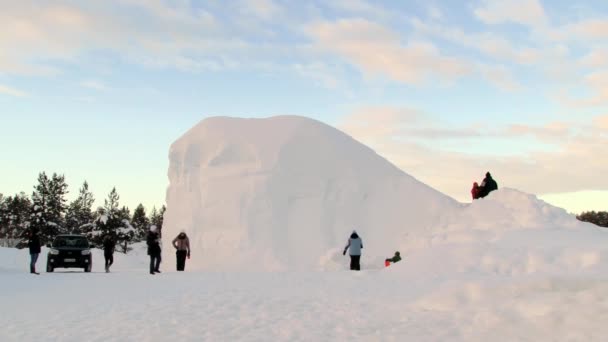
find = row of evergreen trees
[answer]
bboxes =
[0,172,165,253]
[576,211,608,228]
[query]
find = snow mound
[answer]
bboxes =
[164,116,458,271]
[163,115,607,274]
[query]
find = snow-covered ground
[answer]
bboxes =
[2,227,608,342]
[3,116,608,341]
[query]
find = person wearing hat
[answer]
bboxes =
[172,230,191,271]
[147,225,162,275]
[343,230,363,271]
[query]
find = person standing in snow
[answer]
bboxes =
[172,231,191,271]
[27,229,41,274]
[147,226,162,275]
[102,233,116,273]
[479,172,498,198]
[343,230,363,271]
[471,182,481,200]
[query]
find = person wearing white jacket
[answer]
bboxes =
[343,230,363,271]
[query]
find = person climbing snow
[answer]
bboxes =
[27,229,41,274]
[147,225,162,275]
[471,182,481,200]
[385,251,402,266]
[172,231,191,271]
[343,230,363,271]
[479,172,498,198]
[102,233,116,273]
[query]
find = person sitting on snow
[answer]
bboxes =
[471,182,481,200]
[479,172,498,198]
[385,251,402,264]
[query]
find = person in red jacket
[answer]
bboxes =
[471,182,481,200]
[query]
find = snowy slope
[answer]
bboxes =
[163,116,459,271]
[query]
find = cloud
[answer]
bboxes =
[505,122,573,143]
[340,107,485,144]
[307,19,472,85]
[325,0,391,19]
[473,0,548,27]
[479,64,523,91]
[80,80,108,91]
[292,62,343,89]
[562,19,608,41]
[410,18,544,65]
[0,84,28,97]
[594,115,608,130]
[339,107,608,201]
[238,0,283,20]
[580,48,608,67]
[0,1,271,75]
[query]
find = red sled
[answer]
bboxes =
[385,260,391,267]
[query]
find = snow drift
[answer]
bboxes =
[163,115,605,272]
[163,116,458,270]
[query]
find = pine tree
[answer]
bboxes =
[48,173,68,231]
[116,206,135,252]
[0,194,7,239]
[150,205,166,237]
[131,204,150,241]
[31,172,52,242]
[30,172,69,242]
[92,188,136,252]
[65,181,95,234]
[6,193,33,240]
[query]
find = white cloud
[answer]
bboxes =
[0,84,28,97]
[474,0,548,27]
[410,18,544,65]
[326,0,391,19]
[307,19,472,85]
[428,5,443,20]
[80,80,108,91]
[479,64,523,91]
[339,107,608,201]
[580,48,608,67]
[0,1,273,75]
[239,0,282,20]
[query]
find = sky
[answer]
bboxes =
[0,0,607,214]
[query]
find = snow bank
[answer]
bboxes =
[164,116,606,274]
[164,116,458,271]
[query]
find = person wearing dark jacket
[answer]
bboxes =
[27,229,41,274]
[172,231,191,271]
[343,230,363,271]
[479,172,498,198]
[147,226,162,275]
[385,251,402,264]
[102,233,116,273]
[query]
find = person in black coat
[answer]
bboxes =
[479,172,498,198]
[102,233,116,273]
[27,229,41,274]
[147,226,162,275]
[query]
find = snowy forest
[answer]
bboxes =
[0,172,165,252]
